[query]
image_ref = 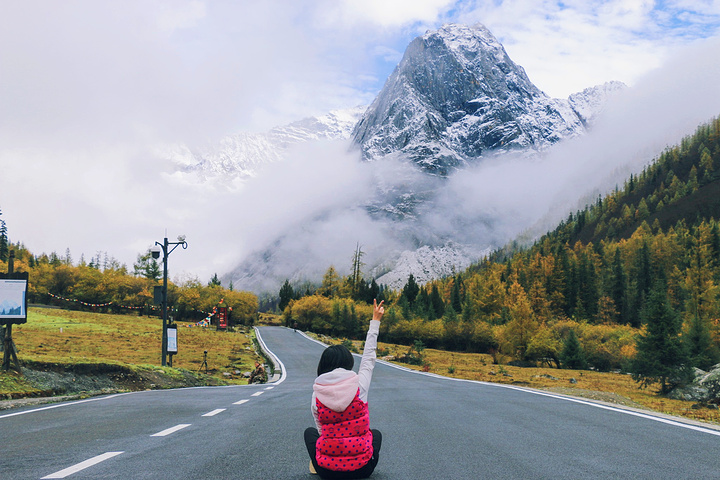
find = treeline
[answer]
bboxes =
[283,116,720,388]
[0,244,258,325]
[278,260,390,339]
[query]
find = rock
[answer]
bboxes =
[667,384,709,402]
[669,364,720,403]
[569,378,578,384]
[222,372,232,377]
[698,365,720,401]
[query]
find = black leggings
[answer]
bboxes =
[304,427,382,479]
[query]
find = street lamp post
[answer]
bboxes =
[153,235,187,366]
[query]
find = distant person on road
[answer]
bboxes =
[248,361,267,384]
[304,299,384,478]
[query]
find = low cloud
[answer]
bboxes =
[223,34,720,292]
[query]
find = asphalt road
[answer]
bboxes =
[1,326,719,479]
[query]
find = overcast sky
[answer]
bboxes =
[1,0,720,285]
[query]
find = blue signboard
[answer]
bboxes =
[0,277,28,324]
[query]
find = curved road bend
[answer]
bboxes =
[0,326,718,479]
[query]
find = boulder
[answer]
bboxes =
[668,364,720,403]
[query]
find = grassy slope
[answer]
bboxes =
[0,307,263,397]
[328,338,719,426]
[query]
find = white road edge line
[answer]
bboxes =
[254,327,287,385]
[0,393,134,420]
[41,451,124,479]
[251,391,263,397]
[151,423,191,437]
[202,408,226,417]
[233,399,249,405]
[286,327,720,438]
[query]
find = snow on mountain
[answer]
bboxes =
[568,81,627,126]
[164,106,366,181]
[375,243,489,290]
[351,23,590,176]
[220,23,626,294]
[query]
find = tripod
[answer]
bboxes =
[199,350,208,373]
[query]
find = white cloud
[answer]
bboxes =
[2,0,720,289]
[452,0,720,97]
[156,0,207,33]
[322,0,454,28]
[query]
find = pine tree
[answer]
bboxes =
[402,274,420,306]
[429,284,445,319]
[560,330,587,370]
[577,250,598,319]
[685,314,720,371]
[414,287,430,320]
[208,273,221,287]
[278,279,294,312]
[397,294,412,320]
[630,279,690,393]
[369,279,380,303]
[611,248,628,324]
[133,250,160,280]
[451,275,463,313]
[629,241,652,327]
[0,208,8,262]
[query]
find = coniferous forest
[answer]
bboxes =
[281,116,720,389]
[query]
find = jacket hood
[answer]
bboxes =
[313,368,359,412]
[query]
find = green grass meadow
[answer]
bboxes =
[1,307,263,397]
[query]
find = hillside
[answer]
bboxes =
[543,117,720,247]
[281,116,720,395]
[226,23,625,294]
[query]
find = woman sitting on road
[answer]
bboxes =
[304,299,384,478]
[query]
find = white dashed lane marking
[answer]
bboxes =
[234,399,249,405]
[251,391,264,397]
[151,424,191,437]
[202,408,226,417]
[41,451,124,479]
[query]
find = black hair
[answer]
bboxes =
[317,344,354,376]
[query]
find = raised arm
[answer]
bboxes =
[358,300,384,402]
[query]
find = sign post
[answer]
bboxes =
[0,267,28,372]
[153,236,187,366]
[167,323,178,367]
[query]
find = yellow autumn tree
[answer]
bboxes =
[499,281,539,361]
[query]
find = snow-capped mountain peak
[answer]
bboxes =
[351,23,600,176]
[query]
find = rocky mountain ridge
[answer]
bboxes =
[351,24,621,176]
[207,23,626,292]
[165,106,366,181]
